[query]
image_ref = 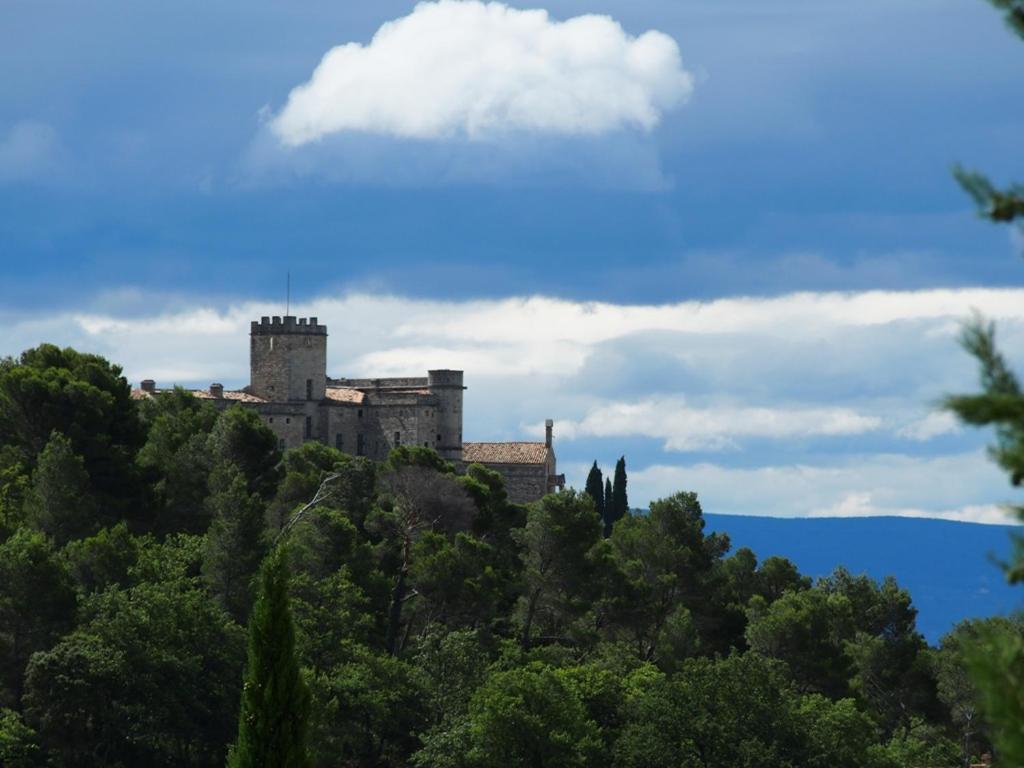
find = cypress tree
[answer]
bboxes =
[603,477,614,538]
[584,462,605,522]
[228,545,310,768]
[610,456,629,531]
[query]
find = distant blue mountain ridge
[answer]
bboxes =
[700,514,1022,644]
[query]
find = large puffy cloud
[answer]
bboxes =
[270,1,693,145]
[5,286,1024,522]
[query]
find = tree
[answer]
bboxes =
[420,663,602,768]
[0,345,144,516]
[514,490,603,649]
[206,406,282,502]
[0,529,75,708]
[24,579,244,768]
[604,477,613,530]
[584,462,605,531]
[375,462,476,655]
[608,457,628,535]
[23,431,99,545]
[228,545,311,768]
[137,388,217,534]
[203,465,270,624]
[0,708,46,768]
[65,522,141,593]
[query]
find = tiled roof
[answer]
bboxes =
[324,387,366,404]
[130,388,265,403]
[194,390,265,403]
[462,442,549,465]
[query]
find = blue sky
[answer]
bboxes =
[2,0,1024,521]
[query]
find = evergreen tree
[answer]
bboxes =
[229,545,311,768]
[604,478,613,535]
[943,7,1024,762]
[203,465,269,624]
[584,462,605,523]
[608,456,629,535]
[23,431,99,546]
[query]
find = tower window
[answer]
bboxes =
[358,409,363,419]
[394,431,401,446]
[305,416,312,439]
[356,433,365,456]
[278,438,286,450]
[436,434,441,442]
[335,433,344,451]
[306,379,313,400]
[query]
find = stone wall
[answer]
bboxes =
[250,316,327,402]
[472,462,549,505]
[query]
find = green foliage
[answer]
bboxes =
[514,490,603,648]
[584,462,605,532]
[23,430,99,545]
[229,546,311,768]
[0,344,144,515]
[307,645,427,767]
[965,617,1024,766]
[0,529,76,708]
[608,457,628,534]
[64,521,141,593]
[0,708,46,768]
[203,465,270,623]
[444,663,602,768]
[24,578,244,768]
[137,387,218,534]
[207,406,282,501]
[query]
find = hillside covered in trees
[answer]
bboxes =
[0,343,1020,768]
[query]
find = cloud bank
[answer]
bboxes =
[270,1,693,145]
[4,286,1024,523]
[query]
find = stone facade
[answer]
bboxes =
[134,315,565,504]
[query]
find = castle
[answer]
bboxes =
[134,315,565,504]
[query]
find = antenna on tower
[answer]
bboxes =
[286,271,291,316]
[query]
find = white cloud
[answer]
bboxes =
[897,411,961,442]
[549,396,881,451]
[6,286,1024,523]
[612,452,1020,525]
[270,1,693,145]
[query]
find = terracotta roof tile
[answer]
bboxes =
[324,387,366,404]
[462,442,549,465]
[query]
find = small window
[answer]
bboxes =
[278,438,286,450]
[269,417,274,424]
[285,417,290,424]
[269,338,275,351]
[356,433,365,456]
[305,416,312,439]
[335,433,344,450]
[358,409,363,419]
[423,442,429,447]
[306,379,313,400]
[394,431,401,446]
[436,434,441,442]
[304,337,312,348]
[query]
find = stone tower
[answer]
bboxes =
[427,369,465,460]
[249,316,327,401]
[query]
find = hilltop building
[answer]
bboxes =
[134,315,565,504]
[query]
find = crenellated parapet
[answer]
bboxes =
[250,316,327,336]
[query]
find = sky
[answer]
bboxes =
[2,0,1024,523]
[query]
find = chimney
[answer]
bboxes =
[545,419,553,448]
[209,383,224,399]
[140,379,156,393]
